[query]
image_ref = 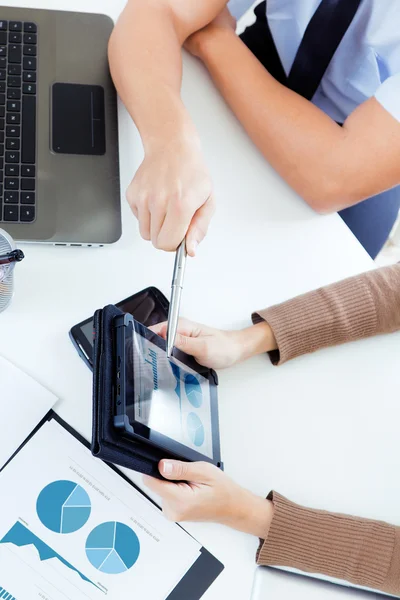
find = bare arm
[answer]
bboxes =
[108,0,227,253]
[188,22,400,212]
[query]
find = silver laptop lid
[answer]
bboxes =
[0,6,121,245]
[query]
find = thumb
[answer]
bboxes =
[186,195,215,257]
[174,332,204,358]
[159,459,216,483]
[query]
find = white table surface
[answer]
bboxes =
[1,2,400,599]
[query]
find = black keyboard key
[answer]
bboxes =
[0,69,5,80]
[0,31,7,45]
[5,151,19,162]
[8,44,21,63]
[24,23,37,33]
[21,165,34,177]
[8,64,21,75]
[0,57,5,68]
[6,139,19,150]
[0,157,3,169]
[0,93,4,105]
[23,56,36,71]
[0,47,6,57]
[21,191,34,204]
[7,88,20,100]
[0,143,3,156]
[8,76,21,87]
[0,21,8,31]
[7,100,20,112]
[0,119,3,130]
[4,204,18,221]
[22,94,36,165]
[23,71,36,83]
[5,177,18,189]
[20,205,34,222]
[23,33,36,45]
[6,125,19,137]
[0,169,3,182]
[9,32,22,44]
[7,113,20,125]
[0,106,4,118]
[0,82,4,92]
[0,131,3,144]
[4,190,18,203]
[23,45,36,57]
[6,164,19,176]
[22,83,35,95]
[21,178,34,191]
[10,22,22,32]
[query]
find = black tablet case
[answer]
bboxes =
[92,304,176,478]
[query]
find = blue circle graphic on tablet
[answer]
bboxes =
[86,522,140,574]
[184,374,203,408]
[37,480,91,534]
[187,412,205,447]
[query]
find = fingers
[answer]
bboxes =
[156,199,193,252]
[142,474,177,498]
[159,459,218,484]
[149,322,168,339]
[150,319,202,340]
[137,203,151,241]
[174,332,205,358]
[186,195,216,257]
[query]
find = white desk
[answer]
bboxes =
[1,2,400,599]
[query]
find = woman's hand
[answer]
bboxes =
[150,319,277,369]
[184,7,237,58]
[144,460,273,538]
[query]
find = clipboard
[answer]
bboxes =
[1,410,224,600]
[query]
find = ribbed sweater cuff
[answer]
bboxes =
[257,492,399,594]
[252,275,378,365]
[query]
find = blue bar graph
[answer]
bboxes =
[0,586,16,599]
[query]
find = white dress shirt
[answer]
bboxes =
[229,0,400,123]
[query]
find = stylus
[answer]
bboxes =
[166,240,187,358]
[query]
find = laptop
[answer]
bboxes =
[0,7,121,246]
[252,567,391,600]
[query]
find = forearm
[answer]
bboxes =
[258,492,400,596]
[196,30,399,211]
[109,1,196,149]
[253,264,400,365]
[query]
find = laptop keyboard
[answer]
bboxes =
[0,20,37,224]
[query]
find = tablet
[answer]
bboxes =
[113,314,222,467]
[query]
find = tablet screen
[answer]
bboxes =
[125,329,214,459]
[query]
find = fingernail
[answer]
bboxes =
[162,461,173,475]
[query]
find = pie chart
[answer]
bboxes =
[184,374,202,408]
[86,522,140,575]
[187,412,205,447]
[36,480,91,534]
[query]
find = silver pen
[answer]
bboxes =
[166,240,187,358]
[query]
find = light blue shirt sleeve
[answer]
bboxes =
[374,73,400,122]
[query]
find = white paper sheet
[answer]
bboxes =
[0,354,57,469]
[0,419,201,600]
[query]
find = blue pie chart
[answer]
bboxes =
[36,480,91,534]
[187,412,205,447]
[86,522,140,575]
[184,374,203,408]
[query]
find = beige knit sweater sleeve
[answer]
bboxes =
[257,492,400,595]
[252,264,400,365]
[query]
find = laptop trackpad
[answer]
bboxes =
[52,83,106,155]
